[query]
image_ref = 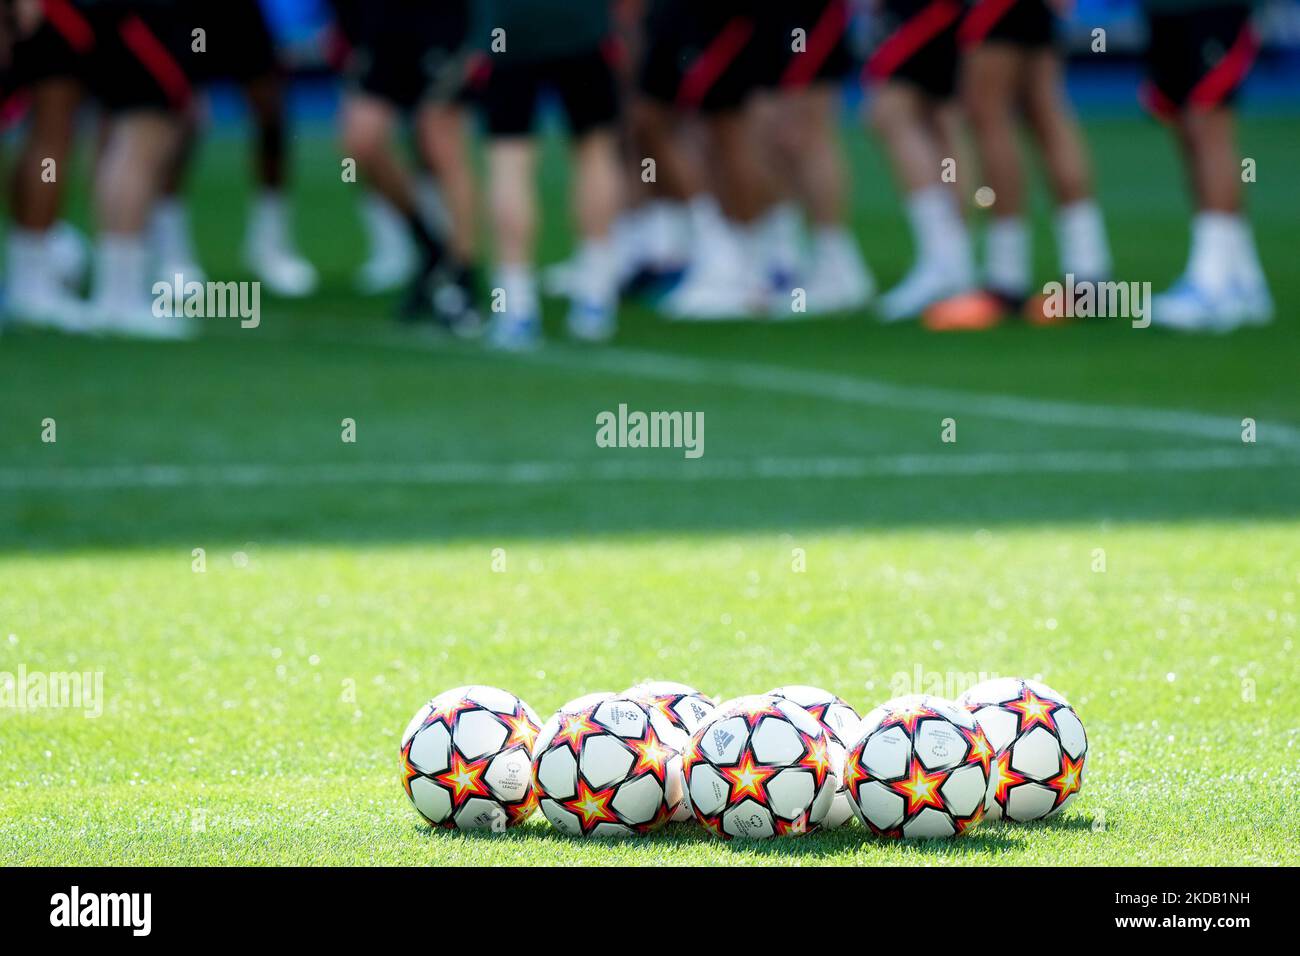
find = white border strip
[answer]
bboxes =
[1,447,1291,492]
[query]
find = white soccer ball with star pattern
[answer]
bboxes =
[622,680,718,822]
[956,678,1087,822]
[400,685,541,831]
[531,693,686,838]
[682,695,838,839]
[767,685,862,828]
[843,694,992,840]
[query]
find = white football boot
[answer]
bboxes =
[784,228,874,317]
[4,228,94,333]
[244,192,318,297]
[1150,277,1243,333]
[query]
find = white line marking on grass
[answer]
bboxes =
[2,447,1293,492]
[310,332,1300,449]
[530,346,1300,448]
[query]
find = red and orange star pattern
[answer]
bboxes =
[1047,751,1084,808]
[500,706,539,751]
[550,711,605,756]
[891,757,949,816]
[1004,687,1059,734]
[989,750,1028,811]
[720,748,777,805]
[562,778,620,834]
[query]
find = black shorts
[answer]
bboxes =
[185,0,278,83]
[346,0,472,111]
[639,1,767,113]
[76,1,194,113]
[959,0,1057,50]
[482,47,619,137]
[761,0,855,89]
[1142,5,1257,119]
[637,0,691,105]
[864,0,964,99]
[10,0,94,88]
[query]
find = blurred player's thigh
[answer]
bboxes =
[345,0,473,115]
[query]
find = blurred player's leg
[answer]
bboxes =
[340,93,451,324]
[411,93,479,332]
[195,0,317,296]
[567,0,692,296]
[485,139,540,349]
[564,50,625,342]
[1022,48,1110,286]
[152,105,204,284]
[622,0,714,293]
[482,0,623,347]
[931,0,1111,329]
[864,0,973,321]
[355,189,416,294]
[83,0,195,338]
[322,0,415,293]
[661,5,778,320]
[341,0,475,331]
[960,31,1030,310]
[1142,0,1270,331]
[757,0,873,317]
[5,1,92,331]
[242,68,319,298]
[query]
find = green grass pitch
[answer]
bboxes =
[1,116,1297,865]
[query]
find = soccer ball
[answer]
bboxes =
[682,695,838,839]
[399,685,541,831]
[767,684,862,828]
[842,694,992,839]
[623,681,717,736]
[623,681,718,822]
[532,693,685,838]
[956,677,1087,821]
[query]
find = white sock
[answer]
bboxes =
[811,225,852,257]
[6,228,53,299]
[687,194,725,255]
[415,175,450,238]
[150,198,198,267]
[361,192,410,258]
[1055,199,1111,282]
[93,234,150,308]
[758,201,804,280]
[496,264,538,321]
[985,216,1031,296]
[1228,216,1267,289]
[572,238,619,307]
[1187,212,1237,294]
[906,186,974,286]
[612,206,647,277]
[641,200,689,270]
[249,190,290,248]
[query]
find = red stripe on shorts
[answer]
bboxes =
[676,16,756,110]
[1188,23,1259,111]
[781,0,850,88]
[958,0,1019,49]
[118,14,192,110]
[43,0,97,54]
[864,0,964,84]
